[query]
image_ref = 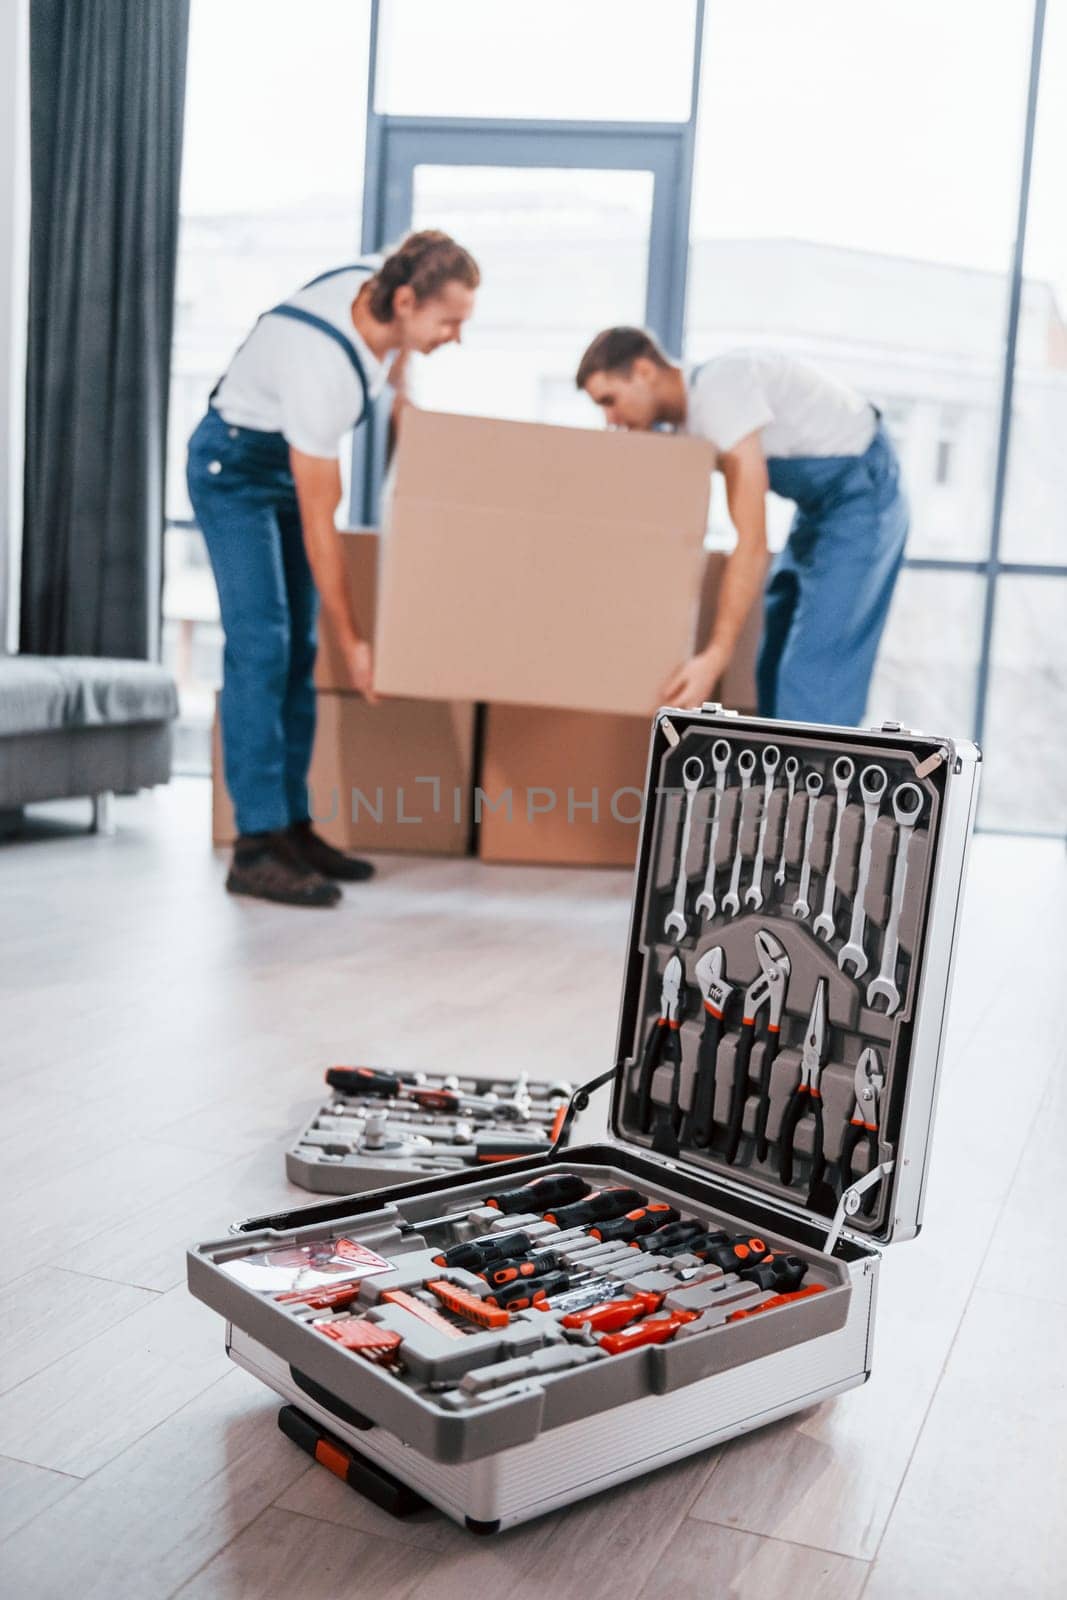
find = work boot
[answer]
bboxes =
[286,819,376,882]
[226,832,341,907]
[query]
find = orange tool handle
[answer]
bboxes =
[424,1279,510,1329]
[561,1291,664,1332]
[598,1310,698,1355]
[312,1319,403,1361]
[726,1284,826,1322]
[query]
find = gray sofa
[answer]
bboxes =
[0,655,178,832]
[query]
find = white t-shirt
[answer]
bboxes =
[684,351,876,461]
[213,262,393,458]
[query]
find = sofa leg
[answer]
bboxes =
[91,791,116,836]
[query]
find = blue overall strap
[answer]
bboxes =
[263,304,370,422]
[301,262,374,290]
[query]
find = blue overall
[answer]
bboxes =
[187,267,372,837]
[756,421,908,726]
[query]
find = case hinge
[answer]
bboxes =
[823,1161,895,1255]
[550,1064,616,1155]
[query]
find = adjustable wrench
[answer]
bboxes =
[813,756,855,941]
[773,755,800,888]
[683,946,735,1147]
[838,765,889,978]
[791,771,823,920]
[695,739,732,920]
[721,748,756,916]
[744,745,781,910]
[866,782,924,1013]
[664,755,705,941]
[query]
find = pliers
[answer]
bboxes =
[778,978,828,1189]
[635,953,685,1136]
[724,930,790,1164]
[840,1046,884,1212]
[682,946,734,1148]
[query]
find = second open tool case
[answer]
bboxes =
[288,1067,574,1193]
[187,705,980,1533]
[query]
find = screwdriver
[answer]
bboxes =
[543,1188,646,1229]
[561,1290,665,1332]
[648,1228,730,1259]
[599,1310,697,1355]
[483,1174,591,1215]
[631,1218,706,1253]
[726,1283,826,1321]
[738,1255,807,1293]
[433,1230,535,1271]
[325,1065,419,1097]
[589,1204,680,1243]
[479,1250,563,1288]
[484,1270,577,1311]
[693,1234,772,1272]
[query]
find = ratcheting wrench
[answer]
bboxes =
[683,946,735,1148]
[813,757,855,941]
[744,746,781,910]
[838,765,889,978]
[866,782,924,1014]
[724,929,790,1163]
[840,1046,885,1213]
[773,755,800,888]
[791,771,823,920]
[721,749,757,916]
[664,756,705,941]
[695,740,732,920]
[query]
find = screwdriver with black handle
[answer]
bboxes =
[543,1188,646,1229]
[589,1204,680,1243]
[483,1174,591,1215]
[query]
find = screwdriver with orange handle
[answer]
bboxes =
[600,1283,826,1353]
[726,1283,826,1321]
[589,1204,680,1243]
[478,1250,563,1288]
[543,1188,646,1229]
[483,1174,591,1215]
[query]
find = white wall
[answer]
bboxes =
[0,0,29,652]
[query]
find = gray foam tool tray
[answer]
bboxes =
[287,1069,575,1193]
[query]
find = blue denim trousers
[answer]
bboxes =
[757,424,909,727]
[187,408,318,836]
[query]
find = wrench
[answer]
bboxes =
[664,755,705,940]
[695,739,732,920]
[744,746,781,910]
[721,749,756,916]
[773,756,800,887]
[813,756,855,941]
[866,782,924,1013]
[837,764,889,977]
[790,771,823,920]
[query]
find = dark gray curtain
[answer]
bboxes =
[21,0,189,659]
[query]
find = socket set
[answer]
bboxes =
[287,1066,574,1193]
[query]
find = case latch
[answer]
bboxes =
[823,1161,895,1254]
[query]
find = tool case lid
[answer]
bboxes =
[608,705,980,1250]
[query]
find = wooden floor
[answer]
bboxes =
[1,778,1064,1599]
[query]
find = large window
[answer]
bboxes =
[686,0,1064,833]
[164,0,371,770]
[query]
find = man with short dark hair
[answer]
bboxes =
[576,327,908,726]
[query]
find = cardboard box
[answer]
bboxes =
[212,692,475,855]
[694,548,770,714]
[374,410,713,716]
[477,705,651,868]
[313,527,378,692]
[215,530,474,855]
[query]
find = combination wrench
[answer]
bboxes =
[773,755,800,888]
[813,756,855,941]
[837,764,889,977]
[720,749,756,916]
[664,755,705,940]
[791,771,823,920]
[866,782,924,1013]
[744,746,781,910]
[695,740,732,920]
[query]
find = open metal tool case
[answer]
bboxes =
[187,705,980,1534]
[288,1069,574,1194]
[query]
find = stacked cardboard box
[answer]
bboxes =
[212,529,475,855]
